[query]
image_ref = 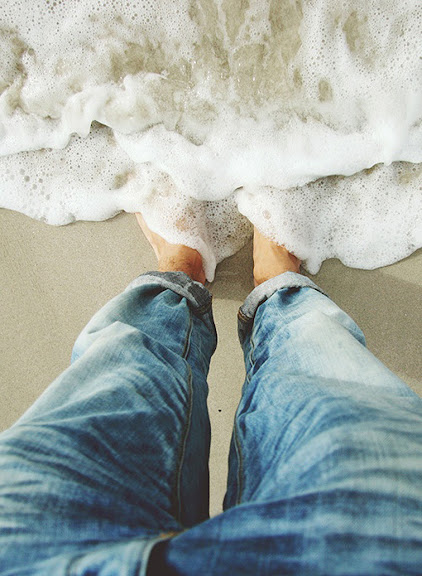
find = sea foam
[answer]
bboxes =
[0,0,421,279]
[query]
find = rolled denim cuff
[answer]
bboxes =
[238,271,327,345]
[125,271,212,316]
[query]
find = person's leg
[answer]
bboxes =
[225,231,422,573]
[151,229,422,575]
[0,219,216,575]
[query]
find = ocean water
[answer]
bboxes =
[0,0,421,280]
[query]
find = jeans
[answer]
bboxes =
[0,271,421,575]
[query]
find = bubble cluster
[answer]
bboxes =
[0,0,421,280]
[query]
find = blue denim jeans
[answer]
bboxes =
[1,271,422,575]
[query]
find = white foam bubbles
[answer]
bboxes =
[0,0,421,280]
[237,163,422,274]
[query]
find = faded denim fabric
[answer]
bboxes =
[0,272,216,575]
[1,271,422,576]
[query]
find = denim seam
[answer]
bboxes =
[238,308,250,323]
[233,416,244,507]
[247,330,256,386]
[234,327,257,506]
[181,311,193,360]
[194,298,213,316]
[174,310,194,525]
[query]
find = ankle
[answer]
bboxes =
[158,247,205,284]
[253,227,301,286]
[253,251,301,286]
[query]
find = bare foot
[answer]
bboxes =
[136,213,206,285]
[253,227,301,286]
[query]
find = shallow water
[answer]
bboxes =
[0,0,421,279]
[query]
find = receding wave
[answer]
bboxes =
[1,0,421,278]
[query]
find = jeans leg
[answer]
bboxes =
[224,271,422,573]
[0,272,216,575]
